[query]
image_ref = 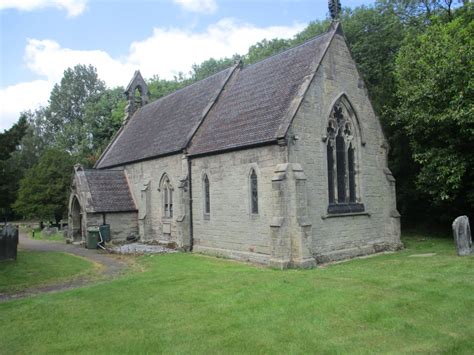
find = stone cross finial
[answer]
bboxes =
[329,0,342,20]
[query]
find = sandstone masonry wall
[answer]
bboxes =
[124,154,188,246]
[288,33,401,262]
[191,145,287,264]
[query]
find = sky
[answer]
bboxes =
[0,0,376,131]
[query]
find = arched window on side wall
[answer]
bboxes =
[203,174,210,215]
[161,175,173,218]
[326,97,364,214]
[250,169,258,214]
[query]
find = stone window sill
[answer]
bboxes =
[321,211,370,219]
[203,213,210,221]
[321,203,368,219]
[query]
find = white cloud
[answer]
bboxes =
[173,0,217,14]
[0,0,87,17]
[0,80,52,131]
[0,18,306,130]
[24,39,133,87]
[128,19,305,80]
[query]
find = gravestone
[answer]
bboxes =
[42,226,59,236]
[0,224,19,261]
[452,216,472,256]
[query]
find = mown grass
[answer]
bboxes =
[0,250,96,294]
[0,235,473,354]
[29,227,65,242]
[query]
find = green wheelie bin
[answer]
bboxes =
[86,227,100,249]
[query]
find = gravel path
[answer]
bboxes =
[0,233,127,302]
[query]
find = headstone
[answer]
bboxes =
[452,216,472,256]
[42,226,58,236]
[0,224,19,261]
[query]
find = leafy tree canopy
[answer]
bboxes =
[13,148,75,223]
[0,114,28,160]
[43,64,106,157]
[394,5,473,211]
[0,115,29,220]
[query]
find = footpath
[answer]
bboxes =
[0,233,127,302]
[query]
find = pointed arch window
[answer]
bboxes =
[326,98,364,214]
[250,169,258,214]
[161,175,173,218]
[203,174,210,215]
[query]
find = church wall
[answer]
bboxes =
[105,212,139,241]
[191,144,287,264]
[123,154,187,245]
[84,212,138,242]
[288,33,401,262]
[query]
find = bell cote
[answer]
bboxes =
[124,70,150,118]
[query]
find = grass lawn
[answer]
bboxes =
[0,235,473,354]
[29,227,65,242]
[0,250,96,294]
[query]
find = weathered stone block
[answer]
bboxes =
[452,216,472,256]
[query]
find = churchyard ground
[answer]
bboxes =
[0,234,473,354]
[0,250,96,294]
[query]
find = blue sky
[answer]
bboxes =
[0,0,376,130]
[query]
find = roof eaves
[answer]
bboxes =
[95,149,183,170]
[188,138,278,158]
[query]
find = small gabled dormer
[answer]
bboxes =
[124,70,150,119]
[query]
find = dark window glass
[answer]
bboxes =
[327,142,335,204]
[336,133,346,203]
[348,145,356,203]
[250,170,258,214]
[169,188,173,218]
[204,175,210,214]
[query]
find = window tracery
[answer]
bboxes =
[326,98,364,214]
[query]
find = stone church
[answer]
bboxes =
[68,20,402,268]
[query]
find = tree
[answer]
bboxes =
[394,5,473,219]
[245,38,292,65]
[147,75,188,101]
[13,148,75,223]
[191,56,240,81]
[0,115,29,221]
[0,114,28,160]
[342,3,407,120]
[83,87,126,164]
[292,20,330,44]
[44,64,106,156]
